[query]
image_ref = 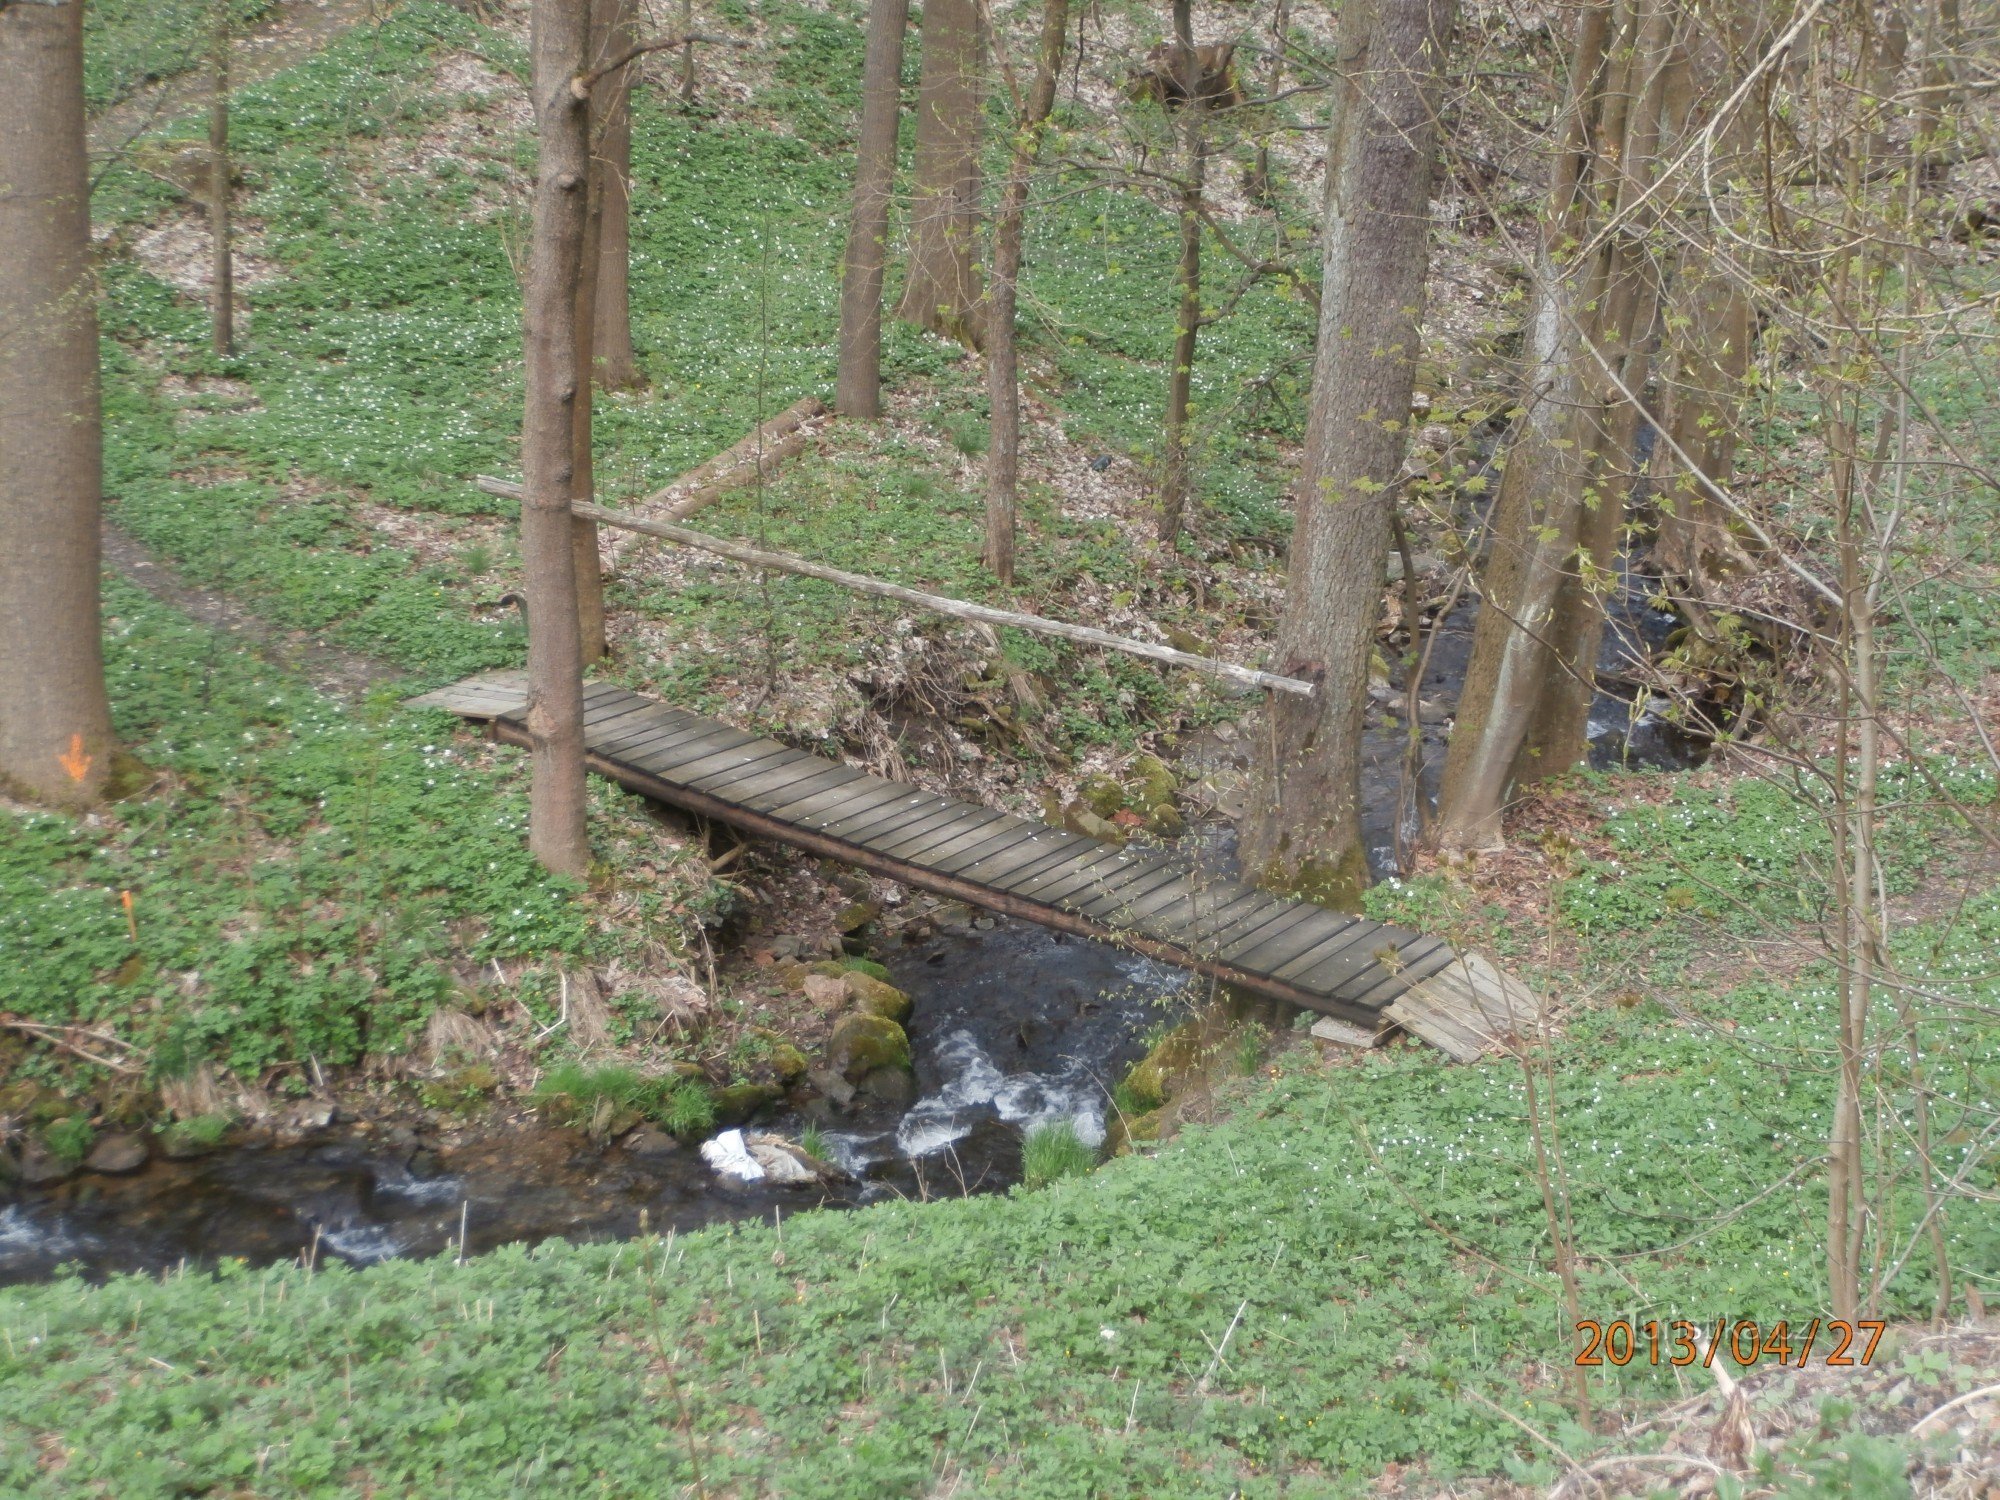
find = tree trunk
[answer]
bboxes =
[1237,0,1458,907]
[0,0,114,809]
[836,0,912,419]
[568,0,610,664]
[897,0,985,349]
[1155,0,1202,546]
[1434,0,1683,852]
[983,0,1071,583]
[522,0,595,877]
[591,0,644,391]
[209,2,234,358]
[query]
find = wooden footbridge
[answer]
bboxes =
[414,671,1533,1059]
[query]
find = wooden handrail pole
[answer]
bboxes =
[472,474,1315,697]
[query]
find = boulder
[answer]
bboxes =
[805,1064,856,1108]
[833,901,878,935]
[825,1013,911,1083]
[1128,753,1177,814]
[1064,805,1126,845]
[83,1132,148,1175]
[802,973,848,1011]
[858,1066,917,1106]
[1080,774,1126,819]
[768,1042,810,1082]
[17,1141,76,1187]
[623,1124,680,1160]
[709,1082,783,1127]
[843,972,912,1024]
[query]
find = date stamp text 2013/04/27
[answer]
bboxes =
[1574,1319,1887,1368]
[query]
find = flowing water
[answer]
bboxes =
[0,923,1193,1286]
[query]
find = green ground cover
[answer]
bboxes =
[0,580,723,1113]
[5,865,1993,1494]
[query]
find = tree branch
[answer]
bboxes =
[571,33,748,98]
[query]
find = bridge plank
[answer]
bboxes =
[414,672,1525,1047]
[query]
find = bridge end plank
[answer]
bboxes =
[1385,952,1541,1062]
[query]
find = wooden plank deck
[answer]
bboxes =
[411,671,1531,1050]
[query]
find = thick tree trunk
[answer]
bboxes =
[1155,0,1203,545]
[836,0,912,419]
[0,0,114,809]
[591,0,644,390]
[1237,0,1458,907]
[897,0,985,349]
[1434,0,1683,852]
[209,3,234,358]
[983,0,1071,583]
[522,0,595,877]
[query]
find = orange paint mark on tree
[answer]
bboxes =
[58,732,93,783]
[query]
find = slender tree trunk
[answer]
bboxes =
[1156,0,1203,545]
[983,0,1071,583]
[1434,0,1684,851]
[0,0,114,809]
[567,0,610,664]
[592,0,644,390]
[209,2,234,358]
[897,0,985,349]
[522,0,595,877]
[1237,0,1458,906]
[836,0,912,419]
[680,0,697,105]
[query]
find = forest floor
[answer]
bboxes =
[2,0,1997,1494]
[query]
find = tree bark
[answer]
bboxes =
[209,1,234,358]
[836,0,912,419]
[1434,0,1682,852]
[897,0,985,349]
[983,0,1071,583]
[1237,0,1458,907]
[591,0,644,390]
[568,0,610,664]
[522,0,596,877]
[1155,0,1203,545]
[0,0,114,808]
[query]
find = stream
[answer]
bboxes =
[0,923,1193,1286]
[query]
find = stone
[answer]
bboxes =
[1080,774,1126,819]
[744,1133,821,1185]
[767,934,807,960]
[858,1066,917,1106]
[623,1124,680,1160]
[805,1065,856,1108]
[1064,805,1125,844]
[1145,803,1184,838]
[833,901,878,934]
[825,1013,911,1082]
[18,1142,76,1186]
[1128,753,1177,813]
[710,1082,784,1127]
[768,1042,810,1082]
[843,972,912,1023]
[802,973,847,1011]
[83,1132,148,1175]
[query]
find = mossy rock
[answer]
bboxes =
[1128,753,1177,813]
[709,1082,784,1127]
[1080,774,1127,819]
[833,901,879,934]
[1104,1107,1165,1157]
[766,1043,809,1082]
[1064,804,1126,845]
[837,956,893,984]
[1121,1019,1206,1109]
[159,1114,232,1159]
[843,972,912,1023]
[825,1013,912,1083]
[1145,803,1184,838]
